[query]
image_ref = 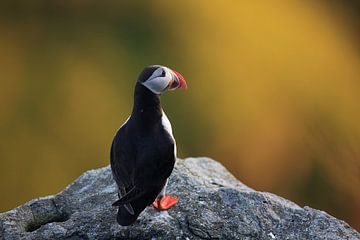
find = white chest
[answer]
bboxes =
[161,111,177,157]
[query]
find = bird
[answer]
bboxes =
[110,65,187,226]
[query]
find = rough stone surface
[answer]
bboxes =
[0,157,359,240]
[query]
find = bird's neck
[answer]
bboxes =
[132,82,162,119]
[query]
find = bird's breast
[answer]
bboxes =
[161,111,177,157]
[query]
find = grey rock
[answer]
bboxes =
[0,157,359,240]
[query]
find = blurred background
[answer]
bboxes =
[1,0,360,231]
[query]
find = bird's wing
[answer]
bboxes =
[112,185,146,206]
[110,125,133,188]
[114,188,135,215]
[110,126,139,214]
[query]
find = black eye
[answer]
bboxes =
[161,70,166,77]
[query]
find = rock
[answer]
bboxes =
[0,157,359,240]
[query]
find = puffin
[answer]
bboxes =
[110,65,187,226]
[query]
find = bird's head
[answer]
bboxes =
[138,65,187,95]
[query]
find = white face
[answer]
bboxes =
[141,66,176,94]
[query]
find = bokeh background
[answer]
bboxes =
[1,1,360,230]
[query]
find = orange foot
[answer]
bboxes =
[152,195,178,211]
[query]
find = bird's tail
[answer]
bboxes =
[112,187,161,226]
[115,205,140,226]
[113,200,134,215]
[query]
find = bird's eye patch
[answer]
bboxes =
[161,69,166,77]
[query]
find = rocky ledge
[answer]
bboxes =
[0,157,359,240]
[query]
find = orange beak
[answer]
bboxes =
[172,70,187,90]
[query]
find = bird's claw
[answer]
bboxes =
[152,195,178,210]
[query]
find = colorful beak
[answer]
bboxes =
[172,70,187,90]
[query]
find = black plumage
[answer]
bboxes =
[110,66,181,226]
